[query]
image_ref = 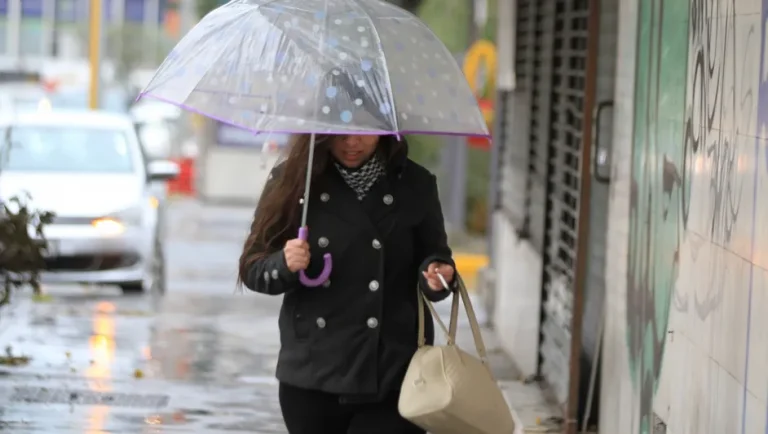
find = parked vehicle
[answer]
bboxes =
[0,110,179,294]
[130,99,183,161]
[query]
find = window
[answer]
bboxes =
[0,125,135,173]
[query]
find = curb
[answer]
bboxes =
[453,253,488,292]
[500,381,563,433]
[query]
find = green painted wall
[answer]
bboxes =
[626,1,689,432]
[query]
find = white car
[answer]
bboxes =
[0,110,179,294]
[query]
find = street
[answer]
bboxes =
[0,199,539,433]
[0,199,286,433]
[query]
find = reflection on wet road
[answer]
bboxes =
[0,200,288,433]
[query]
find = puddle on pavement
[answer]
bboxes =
[115,411,198,426]
[175,408,213,416]
[206,401,255,411]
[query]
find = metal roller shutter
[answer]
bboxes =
[537,0,591,405]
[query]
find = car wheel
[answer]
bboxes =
[118,240,165,296]
[152,241,167,295]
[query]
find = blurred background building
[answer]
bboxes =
[0,0,198,89]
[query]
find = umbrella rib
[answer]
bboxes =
[345,0,400,136]
[181,1,287,124]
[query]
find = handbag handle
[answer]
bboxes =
[417,274,490,364]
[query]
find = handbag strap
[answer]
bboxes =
[417,287,460,346]
[416,274,489,364]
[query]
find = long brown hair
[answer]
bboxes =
[237,134,404,286]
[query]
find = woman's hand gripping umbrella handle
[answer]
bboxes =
[297,226,332,287]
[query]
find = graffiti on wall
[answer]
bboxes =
[683,0,747,249]
[628,0,755,432]
[679,0,752,323]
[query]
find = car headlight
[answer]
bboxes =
[91,206,143,235]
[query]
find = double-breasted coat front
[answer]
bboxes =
[243,143,455,402]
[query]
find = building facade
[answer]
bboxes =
[487,0,768,432]
[0,0,173,61]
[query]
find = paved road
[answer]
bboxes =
[0,199,523,433]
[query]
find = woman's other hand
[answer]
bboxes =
[422,262,455,291]
[284,238,310,273]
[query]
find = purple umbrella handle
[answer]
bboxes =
[297,226,332,287]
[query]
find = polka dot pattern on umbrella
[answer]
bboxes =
[141,0,489,137]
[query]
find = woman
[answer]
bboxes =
[238,133,457,434]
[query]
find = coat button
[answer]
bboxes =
[318,237,329,248]
[383,194,393,205]
[372,239,381,249]
[263,271,270,282]
[316,317,326,328]
[271,269,279,280]
[320,193,330,202]
[369,280,379,291]
[367,317,379,328]
[322,279,331,288]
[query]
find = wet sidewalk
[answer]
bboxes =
[0,289,288,433]
[0,295,561,433]
[0,199,560,433]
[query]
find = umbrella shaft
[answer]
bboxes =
[300,132,317,227]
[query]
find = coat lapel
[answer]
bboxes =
[361,174,401,238]
[309,171,377,234]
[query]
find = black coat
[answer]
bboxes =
[243,144,455,401]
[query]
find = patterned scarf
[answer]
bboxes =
[334,154,386,200]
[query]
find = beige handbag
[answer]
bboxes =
[398,275,516,434]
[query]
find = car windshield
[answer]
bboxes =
[0,125,134,173]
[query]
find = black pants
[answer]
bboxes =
[279,382,425,434]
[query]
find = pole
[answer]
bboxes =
[145,0,161,65]
[8,0,21,60]
[467,0,478,45]
[180,0,195,34]
[88,0,103,110]
[565,0,601,431]
[452,137,468,228]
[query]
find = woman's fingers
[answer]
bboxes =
[427,262,455,285]
[422,271,442,290]
[284,238,311,272]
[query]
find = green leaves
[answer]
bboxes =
[0,193,55,307]
[196,0,226,19]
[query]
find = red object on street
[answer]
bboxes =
[167,158,195,196]
[468,136,491,150]
[468,98,493,150]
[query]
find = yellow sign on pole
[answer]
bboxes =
[462,39,497,97]
[88,0,103,110]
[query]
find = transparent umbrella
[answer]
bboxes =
[139,0,490,286]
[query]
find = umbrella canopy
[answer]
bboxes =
[140,0,489,138]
